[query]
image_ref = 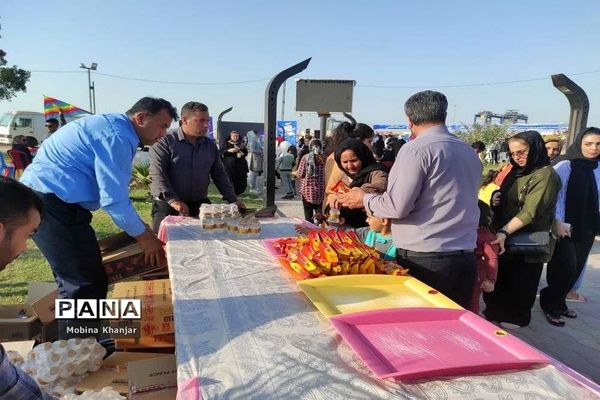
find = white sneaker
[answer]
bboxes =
[499,322,521,330]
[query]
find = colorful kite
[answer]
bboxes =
[43,96,91,122]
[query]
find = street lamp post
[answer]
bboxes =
[80,62,98,114]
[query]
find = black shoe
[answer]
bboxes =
[544,313,565,327]
[562,309,578,319]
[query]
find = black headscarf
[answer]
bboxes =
[499,130,550,196]
[334,138,384,188]
[559,127,600,239]
[553,127,600,164]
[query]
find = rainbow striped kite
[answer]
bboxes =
[43,96,91,121]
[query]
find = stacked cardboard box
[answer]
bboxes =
[110,279,175,351]
[0,283,57,342]
[76,351,178,399]
[100,232,165,283]
[3,342,177,399]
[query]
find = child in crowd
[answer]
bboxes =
[297,212,396,261]
[478,169,499,206]
[469,201,499,314]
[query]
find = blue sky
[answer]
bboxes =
[1,0,600,129]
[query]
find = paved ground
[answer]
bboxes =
[272,187,600,384]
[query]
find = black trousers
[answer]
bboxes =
[396,250,476,309]
[540,235,595,316]
[302,197,322,223]
[32,192,107,340]
[483,255,543,326]
[151,198,210,232]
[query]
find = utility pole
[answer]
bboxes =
[80,62,98,113]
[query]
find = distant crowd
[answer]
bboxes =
[1,89,599,399]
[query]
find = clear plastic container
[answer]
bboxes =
[327,208,341,225]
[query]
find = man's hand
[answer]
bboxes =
[338,187,367,209]
[234,200,246,211]
[170,200,189,216]
[135,227,167,268]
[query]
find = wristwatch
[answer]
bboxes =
[498,229,510,237]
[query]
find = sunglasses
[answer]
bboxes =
[509,150,529,158]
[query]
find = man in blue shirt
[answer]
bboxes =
[20,97,178,340]
[0,178,56,399]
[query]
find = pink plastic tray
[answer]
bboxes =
[330,308,549,380]
[263,237,288,258]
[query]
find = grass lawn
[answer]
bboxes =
[0,185,263,304]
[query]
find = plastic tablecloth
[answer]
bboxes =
[164,217,600,400]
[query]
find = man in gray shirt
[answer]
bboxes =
[150,102,245,231]
[339,91,482,308]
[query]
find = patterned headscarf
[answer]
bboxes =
[306,139,323,178]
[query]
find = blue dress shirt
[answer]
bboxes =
[20,113,145,236]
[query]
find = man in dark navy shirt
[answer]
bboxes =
[149,101,246,231]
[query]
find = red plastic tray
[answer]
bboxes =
[331,308,550,380]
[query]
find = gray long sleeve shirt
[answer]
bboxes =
[150,128,237,204]
[364,125,482,252]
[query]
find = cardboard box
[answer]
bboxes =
[115,333,175,351]
[111,279,174,336]
[99,232,163,284]
[129,354,178,400]
[76,351,164,394]
[0,283,57,341]
[1,340,35,357]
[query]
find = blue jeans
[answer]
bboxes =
[280,170,295,195]
[32,192,106,339]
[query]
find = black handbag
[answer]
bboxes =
[505,231,552,256]
[504,168,553,257]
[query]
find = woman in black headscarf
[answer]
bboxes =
[483,131,561,329]
[329,138,388,228]
[539,127,600,325]
[220,131,248,195]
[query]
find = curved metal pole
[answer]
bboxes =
[551,74,589,147]
[263,58,311,209]
[343,112,356,127]
[216,106,233,145]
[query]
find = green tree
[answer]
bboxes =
[456,123,512,145]
[0,23,31,101]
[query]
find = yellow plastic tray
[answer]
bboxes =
[297,275,463,317]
